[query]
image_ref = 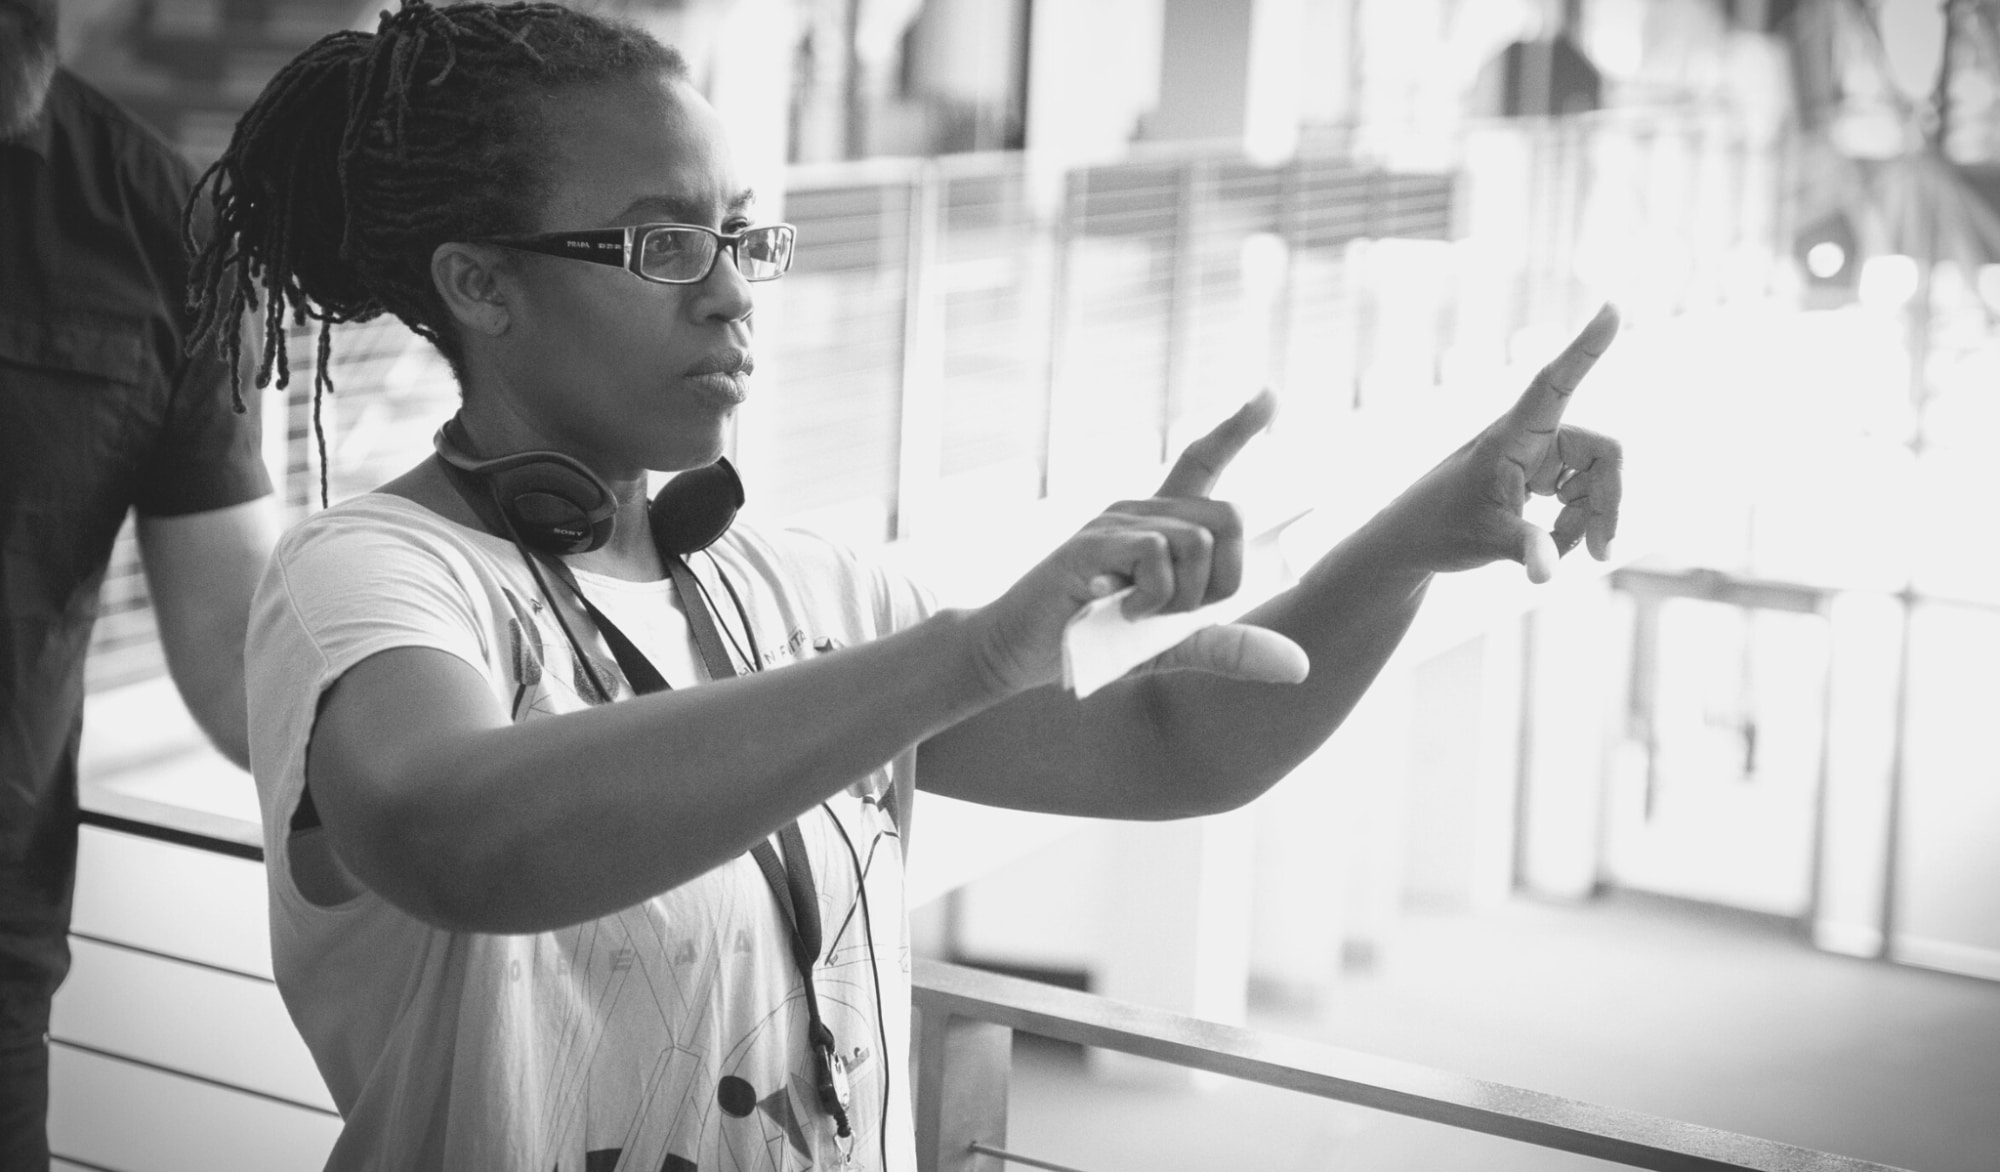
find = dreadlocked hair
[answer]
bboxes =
[183,0,683,505]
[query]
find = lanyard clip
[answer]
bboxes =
[816,1039,852,1118]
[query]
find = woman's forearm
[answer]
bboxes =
[1154,510,1434,802]
[915,510,1431,820]
[318,607,1002,933]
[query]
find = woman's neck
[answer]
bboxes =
[443,409,666,582]
[565,493,666,582]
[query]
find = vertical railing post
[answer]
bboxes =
[912,1006,1011,1172]
[1028,161,1070,503]
[1160,156,1207,460]
[1269,154,1302,397]
[1038,169,1081,500]
[894,161,946,542]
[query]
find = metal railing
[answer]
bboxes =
[911,958,1911,1172]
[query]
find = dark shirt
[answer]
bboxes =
[0,69,270,960]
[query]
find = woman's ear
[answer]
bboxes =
[431,242,511,337]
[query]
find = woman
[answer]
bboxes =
[190,3,1622,1169]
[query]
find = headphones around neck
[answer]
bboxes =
[433,417,888,1159]
[432,417,744,557]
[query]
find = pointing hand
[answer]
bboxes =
[1380,304,1623,583]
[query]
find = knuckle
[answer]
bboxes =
[1176,440,1222,471]
[1209,501,1244,540]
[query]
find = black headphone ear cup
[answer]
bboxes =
[433,421,619,555]
[486,460,618,555]
[651,458,745,556]
[434,422,738,557]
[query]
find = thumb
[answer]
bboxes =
[1517,520,1560,584]
[1137,623,1310,685]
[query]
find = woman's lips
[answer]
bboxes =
[682,351,752,404]
[682,370,748,404]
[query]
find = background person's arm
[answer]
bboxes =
[138,495,281,768]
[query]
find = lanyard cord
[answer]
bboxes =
[536,547,857,1142]
[432,457,860,1143]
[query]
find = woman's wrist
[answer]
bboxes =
[1336,503,1441,596]
[917,606,1033,715]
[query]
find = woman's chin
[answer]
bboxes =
[647,435,730,477]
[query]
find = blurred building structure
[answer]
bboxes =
[45,0,2000,1167]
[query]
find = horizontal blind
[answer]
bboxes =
[85,140,1492,697]
[754,180,912,541]
[935,157,1051,508]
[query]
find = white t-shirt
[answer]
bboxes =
[246,493,934,1171]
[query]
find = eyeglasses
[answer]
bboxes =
[476,222,797,285]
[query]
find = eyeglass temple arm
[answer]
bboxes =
[487,231,631,269]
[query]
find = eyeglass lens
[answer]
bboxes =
[638,226,792,283]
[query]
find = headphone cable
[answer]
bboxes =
[823,799,892,1172]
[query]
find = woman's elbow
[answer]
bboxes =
[324,788,521,932]
[1136,765,1282,820]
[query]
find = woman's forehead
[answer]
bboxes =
[534,74,743,228]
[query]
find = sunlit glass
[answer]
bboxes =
[475,222,797,285]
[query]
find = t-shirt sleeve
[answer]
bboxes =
[766,525,939,639]
[256,512,495,695]
[877,553,937,634]
[131,155,271,517]
[247,510,498,846]
[859,547,937,842]
[136,332,270,516]
[757,525,939,840]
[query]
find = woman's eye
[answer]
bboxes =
[643,232,697,257]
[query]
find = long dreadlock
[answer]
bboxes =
[183,1,683,505]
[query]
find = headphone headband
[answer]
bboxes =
[432,418,743,558]
[434,419,618,555]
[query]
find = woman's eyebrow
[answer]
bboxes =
[611,188,758,224]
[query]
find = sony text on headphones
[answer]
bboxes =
[433,417,743,557]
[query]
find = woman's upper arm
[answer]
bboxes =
[253,509,511,917]
[304,644,509,920]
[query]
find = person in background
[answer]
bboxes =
[0,0,279,1164]
[194,3,1622,1169]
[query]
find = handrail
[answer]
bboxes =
[911,958,1912,1172]
[1612,562,2000,619]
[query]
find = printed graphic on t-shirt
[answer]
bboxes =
[255,506,924,1171]
[518,796,899,1172]
[501,586,625,716]
[489,609,897,1171]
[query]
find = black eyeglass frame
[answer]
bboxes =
[475,222,797,285]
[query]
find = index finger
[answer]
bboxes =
[1157,387,1278,498]
[1507,303,1620,434]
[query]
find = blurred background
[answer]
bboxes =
[55,0,2000,1169]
